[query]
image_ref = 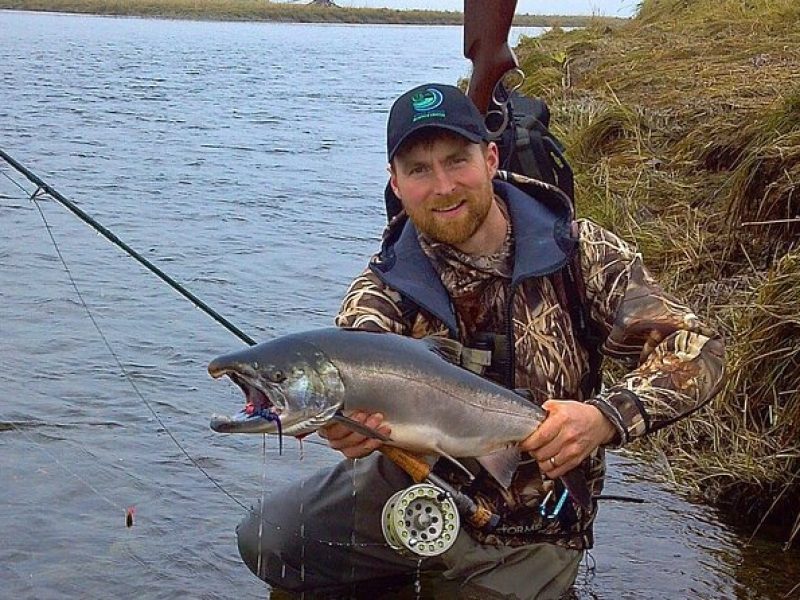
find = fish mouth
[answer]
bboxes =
[209,371,284,434]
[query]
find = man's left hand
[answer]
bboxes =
[519,400,616,479]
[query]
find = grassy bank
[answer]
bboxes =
[0,0,620,27]
[512,0,799,548]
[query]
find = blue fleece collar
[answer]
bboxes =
[369,178,576,336]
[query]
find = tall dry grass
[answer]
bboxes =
[512,0,800,548]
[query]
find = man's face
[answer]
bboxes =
[389,133,499,248]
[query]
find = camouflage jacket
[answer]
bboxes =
[335,173,726,550]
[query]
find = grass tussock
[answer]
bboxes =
[512,0,800,548]
[723,89,800,262]
[731,252,800,444]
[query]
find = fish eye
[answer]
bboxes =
[271,370,286,383]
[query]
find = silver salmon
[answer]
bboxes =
[208,327,590,506]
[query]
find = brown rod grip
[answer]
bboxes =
[464,0,519,114]
[379,446,432,483]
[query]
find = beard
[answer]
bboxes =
[406,180,494,247]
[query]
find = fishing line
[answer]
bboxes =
[0,416,125,516]
[0,412,189,578]
[256,434,268,581]
[25,187,248,512]
[580,549,597,585]
[1,164,33,196]
[1,412,225,575]
[2,155,422,560]
[1,238,345,553]
[2,154,257,510]
[0,416,165,579]
[0,149,256,346]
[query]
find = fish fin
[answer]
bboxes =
[421,335,463,365]
[331,414,392,442]
[476,447,521,489]
[434,449,475,482]
[559,468,592,509]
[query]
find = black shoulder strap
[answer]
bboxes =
[501,93,575,203]
[513,122,549,183]
[500,92,599,396]
[562,251,605,398]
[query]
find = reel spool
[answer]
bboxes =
[381,483,460,557]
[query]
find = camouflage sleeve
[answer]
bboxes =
[334,265,411,335]
[576,219,726,447]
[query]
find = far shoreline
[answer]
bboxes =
[0,2,625,28]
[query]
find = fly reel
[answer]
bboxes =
[381,483,460,557]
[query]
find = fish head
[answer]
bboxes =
[208,334,344,436]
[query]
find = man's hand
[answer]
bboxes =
[318,411,391,459]
[520,400,616,479]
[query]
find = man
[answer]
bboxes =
[237,83,725,599]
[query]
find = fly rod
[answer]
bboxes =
[0,148,256,346]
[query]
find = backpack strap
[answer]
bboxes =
[510,113,575,201]
[562,252,605,399]
[512,121,550,184]
[540,134,575,202]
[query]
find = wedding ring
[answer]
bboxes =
[549,456,557,468]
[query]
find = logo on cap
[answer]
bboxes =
[411,88,444,112]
